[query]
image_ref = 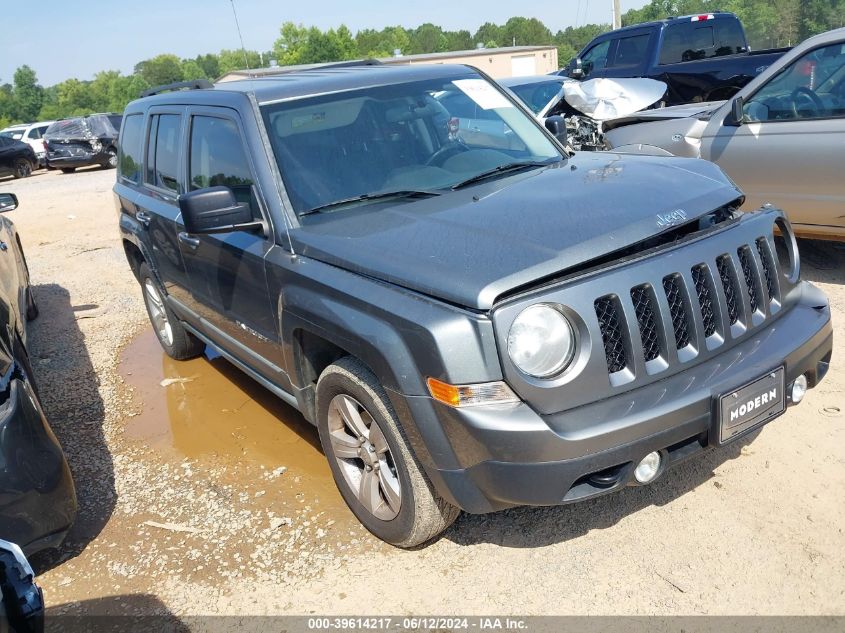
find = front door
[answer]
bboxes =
[176,108,283,374]
[702,40,845,234]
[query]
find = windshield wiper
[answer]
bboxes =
[301,189,441,216]
[450,160,557,190]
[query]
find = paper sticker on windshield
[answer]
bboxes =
[452,79,513,110]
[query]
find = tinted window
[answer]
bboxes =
[660,19,747,65]
[581,40,611,78]
[189,116,259,218]
[118,114,144,183]
[146,114,181,192]
[108,115,123,134]
[611,34,650,68]
[0,130,24,140]
[26,127,42,140]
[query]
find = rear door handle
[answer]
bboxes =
[178,232,201,250]
[136,211,152,227]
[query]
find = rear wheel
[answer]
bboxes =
[12,158,32,179]
[139,262,204,360]
[316,357,459,548]
[60,168,75,174]
[103,148,117,169]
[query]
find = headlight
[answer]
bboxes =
[507,304,575,378]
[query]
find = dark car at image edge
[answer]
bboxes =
[0,139,36,181]
[116,65,832,547]
[0,193,77,555]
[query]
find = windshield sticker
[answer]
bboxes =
[452,79,513,110]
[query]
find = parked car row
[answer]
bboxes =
[0,113,122,179]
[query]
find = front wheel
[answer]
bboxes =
[12,159,32,179]
[138,262,204,360]
[316,357,459,548]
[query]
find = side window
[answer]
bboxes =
[118,113,144,183]
[26,127,41,140]
[610,34,650,68]
[744,42,845,122]
[661,20,747,65]
[581,40,611,78]
[188,115,259,219]
[146,114,182,192]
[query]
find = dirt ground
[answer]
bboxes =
[2,167,843,618]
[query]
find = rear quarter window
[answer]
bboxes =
[118,114,144,183]
[660,19,747,64]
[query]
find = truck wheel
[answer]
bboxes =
[138,262,204,360]
[316,357,459,547]
[12,159,32,179]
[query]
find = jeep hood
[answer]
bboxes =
[292,153,742,310]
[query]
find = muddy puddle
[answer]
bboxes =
[119,328,345,511]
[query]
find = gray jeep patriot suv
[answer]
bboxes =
[116,65,832,547]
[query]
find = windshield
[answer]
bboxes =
[260,72,562,214]
[507,80,565,115]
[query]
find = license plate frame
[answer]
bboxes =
[716,367,786,445]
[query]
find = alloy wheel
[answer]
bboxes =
[326,394,402,520]
[144,279,174,347]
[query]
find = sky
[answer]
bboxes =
[1,0,650,87]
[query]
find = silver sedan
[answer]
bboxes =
[605,27,845,241]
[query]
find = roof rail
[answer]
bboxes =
[140,79,214,98]
[316,59,383,69]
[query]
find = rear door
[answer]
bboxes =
[177,106,282,372]
[701,39,845,233]
[134,107,195,306]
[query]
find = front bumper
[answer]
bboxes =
[407,283,832,514]
[0,371,77,554]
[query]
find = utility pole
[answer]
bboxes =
[612,0,622,29]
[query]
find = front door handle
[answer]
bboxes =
[178,232,201,250]
[136,211,152,227]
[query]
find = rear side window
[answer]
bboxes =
[146,114,182,192]
[660,19,746,64]
[26,127,42,140]
[610,33,650,68]
[118,114,143,183]
[189,115,259,218]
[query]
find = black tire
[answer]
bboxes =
[61,168,75,174]
[102,147,117,169]
[316,357,459,548]
[25,286,38,321]
[138,262,204,360]
[12,158,32,179]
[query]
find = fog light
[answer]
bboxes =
[790,374,808,404]
[634,451,662,484]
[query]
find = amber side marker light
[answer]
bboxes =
[426,377,520,408]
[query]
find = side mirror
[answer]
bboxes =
[728,96,745,126]
[569,58,584,79]
[0,193,18,213]
[179,187,262,235]
[544,115,568,143]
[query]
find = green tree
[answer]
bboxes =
[134,54,184,87]
[409,23,448,54]
[181,60,209,81]
[444,29,474,51]
[12,66,43,122]
[474,22,505,47]
[217,49,264,74]
[502,17,553,46]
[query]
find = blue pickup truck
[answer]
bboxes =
[558,12,790,106]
